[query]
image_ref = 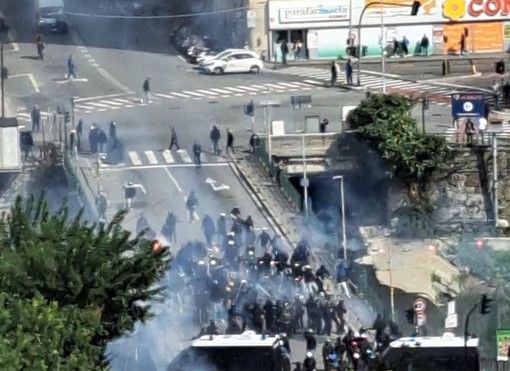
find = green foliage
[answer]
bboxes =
[0,195,171,368]
[0,294,104,371]
[347,93,451,183]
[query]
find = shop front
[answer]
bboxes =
[267,0,510,62]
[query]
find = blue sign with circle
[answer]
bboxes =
[451,93,485,119]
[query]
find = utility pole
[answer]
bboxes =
[1,43,4,118]
[380,1,386,94]
[492,132,498,226]
[302,134,309,221]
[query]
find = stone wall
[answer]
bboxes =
[328,134,510,233]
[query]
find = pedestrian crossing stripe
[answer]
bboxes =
[119,149,230,168]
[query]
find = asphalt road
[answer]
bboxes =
[0,2,458,369]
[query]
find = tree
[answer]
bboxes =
[0,294,104,370]
[0,196,171,367]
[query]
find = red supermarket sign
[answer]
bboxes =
[443,0,510,20]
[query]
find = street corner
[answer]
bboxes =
[4,72,40,98]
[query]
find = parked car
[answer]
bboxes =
[36,0,68,34]
[202,51,263,75]
[197,48,246,66]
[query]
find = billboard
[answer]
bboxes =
[451,92,486,118]
[497,329,510,361]
[0,118,21,172]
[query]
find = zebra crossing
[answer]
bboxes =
[36,81,320,116]
[101,149,231,169]
[273,66,493,106]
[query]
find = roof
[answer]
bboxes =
[191,331,280,348]
[390,334,479,348]
[357,237,460,304]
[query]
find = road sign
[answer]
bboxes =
[451,92,485,118]
[413,298,427,313]
[300,177,310,188]
[416,313,427,327]
[448,301,456,316]
[259,100,281,107]
[445,313,458,329]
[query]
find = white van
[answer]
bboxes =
[36,0,68,34]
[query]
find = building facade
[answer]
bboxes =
[252,0,510,61]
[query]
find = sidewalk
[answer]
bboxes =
[230,153,377,332]
[265,51,508,68]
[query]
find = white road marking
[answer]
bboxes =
[196,89,219,96]
[124,105,135,108]
[100,100,123,106]
[97,108,107,112]
[208,88,232,94]
[264,83,288,89]
[144,150,158,165]
[303,79,324,85]
[77,46,86,50]
[75,93,130,102]
[223,87,245,93]
[83,54,92,58]
[86,102,111,108]
[101,163,230,172]
[97,67,132,94]
[221,95,230,98]
[128,151,142,166]
[182,90,205,97]
[9,73,40,93]
[112,98,132,104]
[237,85,259,92]
[162,150,175,163]
[276,82,303,88]
[200,153,208,163]
[177,55,187,63]
[250,85,269,90]
[164,167,183,193]
[177,149,192,163]
[91,63,100,68]
[235,93,243,96]
[169,92,191,98]
[154,93,176,99]
[75,104,96,110]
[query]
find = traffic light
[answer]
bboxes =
[410,1,421,16]
[1,66,8,79]
[64,111,71,124]
[422,96,430,110]
[243,100,254,117]
[480,294,493,315]
[405,307,415,324]
[476,239,485,249]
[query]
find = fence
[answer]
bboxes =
[481,358,510,371]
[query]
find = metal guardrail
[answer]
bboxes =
[480,358,510,371]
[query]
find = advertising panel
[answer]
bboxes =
[443,0,510,22]
[496,329,510,361]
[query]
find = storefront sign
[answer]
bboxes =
[279,5,349,23]
[443,0,510,21]
[451,93,485,118]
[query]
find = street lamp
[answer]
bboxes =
[1,43,5,118]
[333,175,347,261]
[356,1,421,87]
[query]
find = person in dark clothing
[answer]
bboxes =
[465,118,475,146]
[249,132,259,154]
[316,265,330,280]
[319,118,329,134]
[89,124,98,153]
[169,126,179,150]
[303,353,316,371]
[460,33,467,55]
[192,141,202,168]
[334,298,347,334]
[216,213,227,243]
[304,329,317,352]
[186,191,199,223]
[264,299,275,331]
[372,313,386,344]
[334,336,346,361]
[76,119,83,151]
[210,125,221,155]
[205,320,219,335]
[142,77,152,103]
[330,60,338,87]
[97,128,107,153]
[322,299,335,336]
[35,33,45,60]
[280,40,289,65]
[345,59,353,86]
[67,54,76,79]
[161,211,177,243]
[291,295,305,333]
[322,340,334,370]
[31,105,41,132]
[420,34,430,56]
[96,192,108,221]
[226,128,235,154]
[257,228,271,249]
[201,214,216,246]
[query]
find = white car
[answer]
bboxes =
[197,48,246,66]
[202,51,263,75]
